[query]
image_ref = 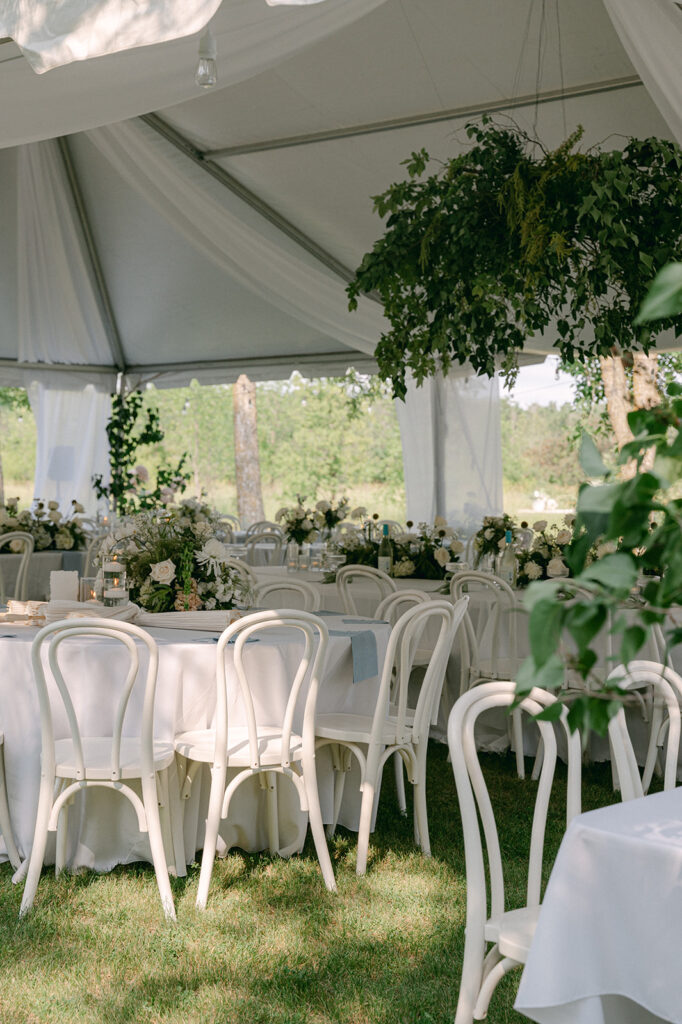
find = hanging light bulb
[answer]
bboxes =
[195,28,217,89]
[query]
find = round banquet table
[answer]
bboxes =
[516,787,682,1024]
[0,617,390,873]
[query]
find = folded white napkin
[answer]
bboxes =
[44,600,140,623]
[133,609,243,632]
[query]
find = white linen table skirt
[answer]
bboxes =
[0,618,389,873]
[0,550,87,602]
[516,787,682,1024]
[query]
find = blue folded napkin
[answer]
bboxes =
[328,629,379,683]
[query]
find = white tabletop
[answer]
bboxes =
[516,787,682,1024]
[0,615,390,872]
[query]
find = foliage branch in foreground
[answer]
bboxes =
[518,264,682,734]
[349,120,682,398]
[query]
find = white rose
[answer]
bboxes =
[556,529,572,545]
[434,515,447,529]
[149,559,176,584]
[302,518,314,531]
[392,558,416,578]
[546,557,569,579]
[9,539,25,553]
[316,500,331,512]
[48,500,59,511]
[434,547,450,566]
[484,528,494,540]
[450,539,465,554]
[55,529,75,550]
[525,561,543,580]
[48,510,62,523]
[533,520,548,532]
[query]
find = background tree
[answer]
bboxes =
[348,120,682,402]
[0,387,30,504]
[233,374,265,526]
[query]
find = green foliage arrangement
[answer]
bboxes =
[348,120,682,397]
[518,264,682,734]
[92,391,191,515]
[336,518,463,580]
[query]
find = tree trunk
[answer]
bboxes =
[632,352,659,410]
[233,374,265,527]
[599,355,634,450]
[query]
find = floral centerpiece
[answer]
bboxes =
[515,518,576,587]
[97,498,252,612]
[334,516,463,580]
[0,498,86,551]
[312,497,350,538]
[472,513,518,566]
[275,500,317,545]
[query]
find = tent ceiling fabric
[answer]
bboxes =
[0,0,680,393]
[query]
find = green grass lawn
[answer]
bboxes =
[0,745,621,1024]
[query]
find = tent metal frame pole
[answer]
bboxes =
[57,135,127,373]
[139,113,360,288]
[204,75,643,158]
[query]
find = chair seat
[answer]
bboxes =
[316,712,411,745]
[485,905,540,962]
[175,726,303,766]
[54,737,176,780]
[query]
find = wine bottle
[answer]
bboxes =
[377,523,393,574]
[498,528,516,585]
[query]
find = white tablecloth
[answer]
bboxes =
[516,787,682,1024]
[0,616,390,872]
[0,550,87,601]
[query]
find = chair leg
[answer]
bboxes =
[265,771,280,856]
[157,768,186,879]
[512,709,525,779]
[140,774,176,922]
[413,748,431,857]
[0,742,20,871]
[301,752,337,893]
[393,751,407,816]
[356,775,377,876]
[473,956,520,1020]
[54,785,71,877]
[325,745,348,840]
[196,763,227,910]
[19,776,55,917]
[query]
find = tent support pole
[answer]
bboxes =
[139,113,364,291]
[57,136,127,374]
[203,75,643,158]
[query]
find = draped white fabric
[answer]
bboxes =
[0,0,387,147]
[17,142,114,371]
[603,0,682,144]
[86,119,387,354]
[27,384,111,515]
[0,0,221,74]
[396,373,503,532]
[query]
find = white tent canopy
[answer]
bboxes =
[0,0,680,522]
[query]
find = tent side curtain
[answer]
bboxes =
[85,119,387,357]
[28,384,111,516]
[603,0,682,144]
[396,372,503,532]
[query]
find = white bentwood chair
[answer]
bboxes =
[450,572,526,778]
[253,578,321,612]
[20,619,181,920]
[245,520,283,538]
[336,564,397,616]
[224,557,259,590]
[607,660,682,798]
[449,682,582,1024]
[0,531,35,603]
[175,610,336,908]
[244,531,283,567]
[316,598,468,874]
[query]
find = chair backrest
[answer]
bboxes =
[221,512,241,530]
[450,571,519,683]
[30,618,159,783]
[448,682,581,925]
[253,578,321,612]
[245,520,283,538]
[375,588,431,625]
[372,598,468,746]
[215,519,234,543]
[607,660,682,798]
[0,531,35,602]
[464,534,477,565]
[83,532,107,577]
[214,609,329,771]
[336,564,397,615]
[224,557,258,589]
[244,531,283,566]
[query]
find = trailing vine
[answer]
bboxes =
[92,390,191,515]
[348,119,682,397]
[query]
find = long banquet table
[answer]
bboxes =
[0,615,390,872]
[516,787,682,1024]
